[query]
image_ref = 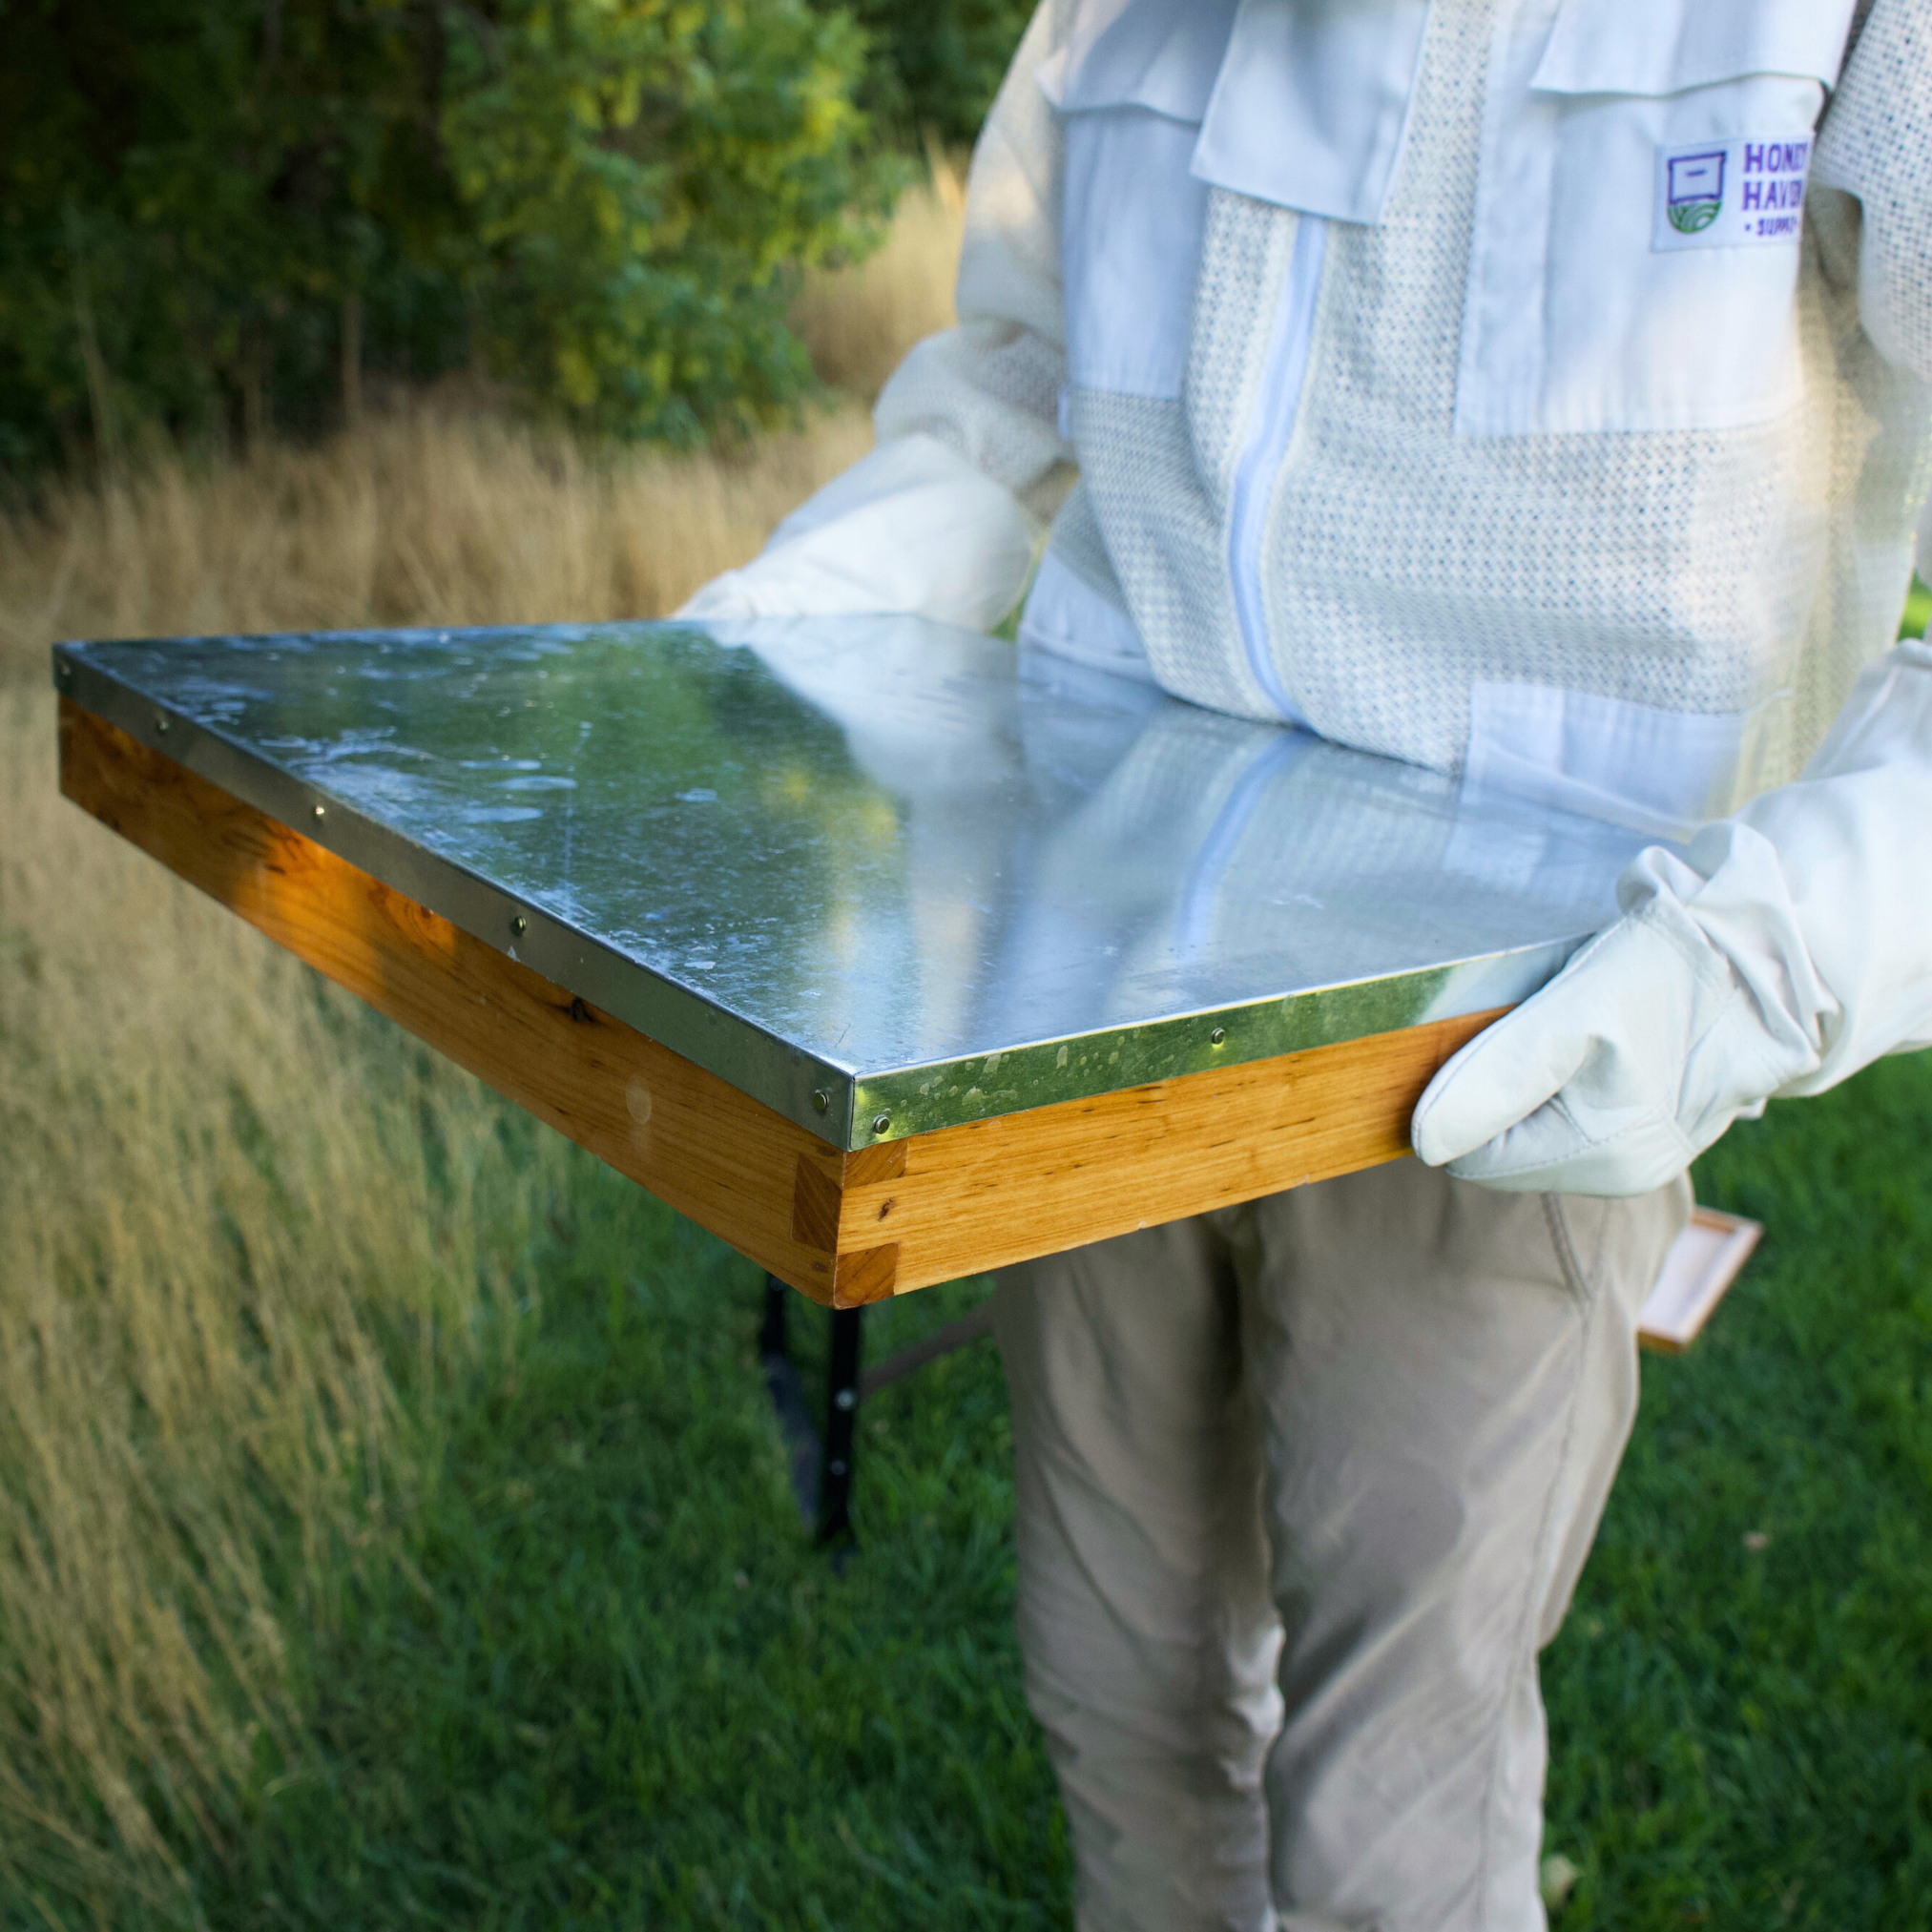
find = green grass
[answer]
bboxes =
[156,1139,1066,1932]
[1901,575,1931,642]
[1543,1051,1932,1928]
[34,1051,1932,1931]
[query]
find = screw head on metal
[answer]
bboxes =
[834,1387,856,1411]
[811,1089,829,1114]
[510,914,528,937]
[1210,1027,1226,1046]
[154,714,169,734]
[312,803,325,821]
[828,1459,847,1477]
[872,1112,891,1135]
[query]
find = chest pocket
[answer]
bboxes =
[1042,0,1236,401]
[1456,0,1857,438]
[1046,0,1440,401]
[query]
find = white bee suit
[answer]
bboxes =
[676,1,1932,1924]
[691,0,1925,801]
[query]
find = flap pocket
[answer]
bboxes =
[1457,0,1852,437]
[1038,0,1237,125]
[1045,0,1433,228]
[1042,0,1236,399]
[1531,0,1855,97]
[1193,0,1433,225]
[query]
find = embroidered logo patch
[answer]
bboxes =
[1653,135,1812,251]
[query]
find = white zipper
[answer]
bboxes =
[1228,213,1327,724]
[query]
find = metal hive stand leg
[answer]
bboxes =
[758,1277,997,1548]
[758,1276,863,1544]
[819,1304,863,1544]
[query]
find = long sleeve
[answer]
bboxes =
[1413,0,1932,1201]
[678,1,1073,632]
[872,0,1074,519]
[1737,637,1932,1091]
[1816,1,1932,384]
[1411,639,1932,1195]
[1413,15,1932,1195]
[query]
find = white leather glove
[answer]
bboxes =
[675,431,1038,632]
[1411,642,1932,1195]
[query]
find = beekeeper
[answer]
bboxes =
[683,1,1932,1924]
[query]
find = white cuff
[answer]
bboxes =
[675,433,1038,634]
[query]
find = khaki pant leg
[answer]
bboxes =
[1227,1160,1691,1932]
[993,1220,1283,1932]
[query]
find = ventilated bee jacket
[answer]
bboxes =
[856,0,1931,831]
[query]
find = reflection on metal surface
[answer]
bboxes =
[53,617,1660,1150]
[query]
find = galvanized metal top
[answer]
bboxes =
[54,618,1655,1150]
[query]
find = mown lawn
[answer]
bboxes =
[1546,1050,1932,1928]
[172,1156,1063,1932]
[68,1051,1932,1932]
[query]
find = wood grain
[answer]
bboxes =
[828,1009,1500,1297]
[59,699,850,1299]
[60,697,1506,1311]
[829,1244,902,1308]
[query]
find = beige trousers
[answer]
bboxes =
[991,1157,1690,1932]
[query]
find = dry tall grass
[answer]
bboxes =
[0,410,875,685]
[792,156,966,397]
[0,166,960,1919]
[0,706,563,1912]
[0,160,963,684]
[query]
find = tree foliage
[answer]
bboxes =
[835,0,1033,146]
[0,0,900,468]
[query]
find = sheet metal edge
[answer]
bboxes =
[847,941,1581,1144]
[53,644,859,1149]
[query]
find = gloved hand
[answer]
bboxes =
[1411,642,1932,1195]
[675,430,1037,632]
